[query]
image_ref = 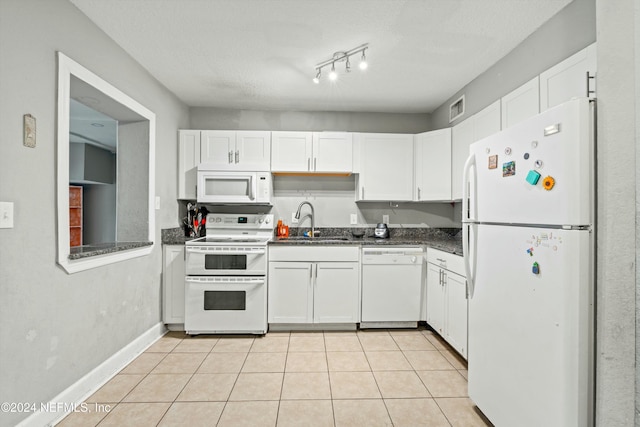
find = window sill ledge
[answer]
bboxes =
[58,242,154,274]
[69,241,153,260]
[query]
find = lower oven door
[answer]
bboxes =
[185,246,266,276]
[185,276,267,335]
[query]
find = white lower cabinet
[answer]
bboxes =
[268,246,359,325]
[163,245,185,326]
[426,248,468,359]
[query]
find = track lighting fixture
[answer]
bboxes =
[312,43,369,84]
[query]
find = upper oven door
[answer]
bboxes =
[185,245,267,276]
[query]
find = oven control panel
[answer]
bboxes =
[206,214,274,230]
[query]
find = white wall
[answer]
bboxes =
[594,0,638,425]
[117,121,150,241]
[636,0,640,423]
[190,108,431,134]
[0,1,189,426]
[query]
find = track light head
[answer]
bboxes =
[328,62,337,81]
[312,69,321,84]
[359,49,368,70]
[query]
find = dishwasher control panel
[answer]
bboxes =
[362,247,424,265]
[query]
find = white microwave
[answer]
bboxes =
[197,169,272,204]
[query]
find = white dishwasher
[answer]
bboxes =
[360,247,424,328]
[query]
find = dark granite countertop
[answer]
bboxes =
[269,227,463,255]
[161,227,195,245]
[69,241,153,260]
[161,227,463,255]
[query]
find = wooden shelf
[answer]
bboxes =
[69,186,82,247]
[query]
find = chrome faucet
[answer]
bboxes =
[295,201,315,237]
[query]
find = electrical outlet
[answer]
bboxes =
[350,214,358,225]
[291,212,299,224]
[382,214,389,224]
[0,202,14,228]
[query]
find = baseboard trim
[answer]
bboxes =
[16,322,167,427]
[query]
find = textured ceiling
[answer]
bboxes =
[70,0,573,113]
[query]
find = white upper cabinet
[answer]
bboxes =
[450,100,501,201]
[271,131,352,173]
[200,130,235,167]
[312,132,353,173]
[271,131,313,172]
[501,76,540,129]
[473,99,501,141]
[201,130,270,171]
[414,128,452,201]
[178,130,201,199]
[451,118,474,201]
[355,133,414,201]
[235,131,272,171]
[539,42,597,111]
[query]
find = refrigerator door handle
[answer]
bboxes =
[462,153,476,223]
[463,222,477,298]
[462,153,476,298]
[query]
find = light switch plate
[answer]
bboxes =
[0,202,14,228]
[291,212,299,224]
[350,214,358,225]
[382,214,389,224]
[155,196,161,210]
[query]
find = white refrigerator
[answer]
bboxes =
[462,98,594,427]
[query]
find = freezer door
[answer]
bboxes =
[468,98,593,226]
[468,224,592,427]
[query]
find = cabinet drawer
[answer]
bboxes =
[427,248,465,277]
[269,245,359,262]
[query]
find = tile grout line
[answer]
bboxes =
[322,331,338,427]
[273,332,291,427]
[93,338,178,426]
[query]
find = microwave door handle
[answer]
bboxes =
[249,175,255,200]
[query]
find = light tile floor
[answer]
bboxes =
[58,328,492,426]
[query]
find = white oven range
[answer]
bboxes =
[184,213,273,335]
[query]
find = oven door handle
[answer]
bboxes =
[186,247,266,255]
[185,277,265,285]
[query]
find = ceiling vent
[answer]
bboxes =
[449,95,465,123]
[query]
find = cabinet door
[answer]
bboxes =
[540,43,597,111]
[268,262,313,323]
[312,132,353,173]
[357,133,414,201]
[271,132,313,172]
[445,271,468,359]
[415,129,452,201]
[163,245,185,325]
[236,131,271,171]
[451,118,474,201]
[200,131,236,169]
[426,263,445,335]
[178,130,201,199]
[473,100,501,141]
[314,262,359,323]
[501,76,540,129]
